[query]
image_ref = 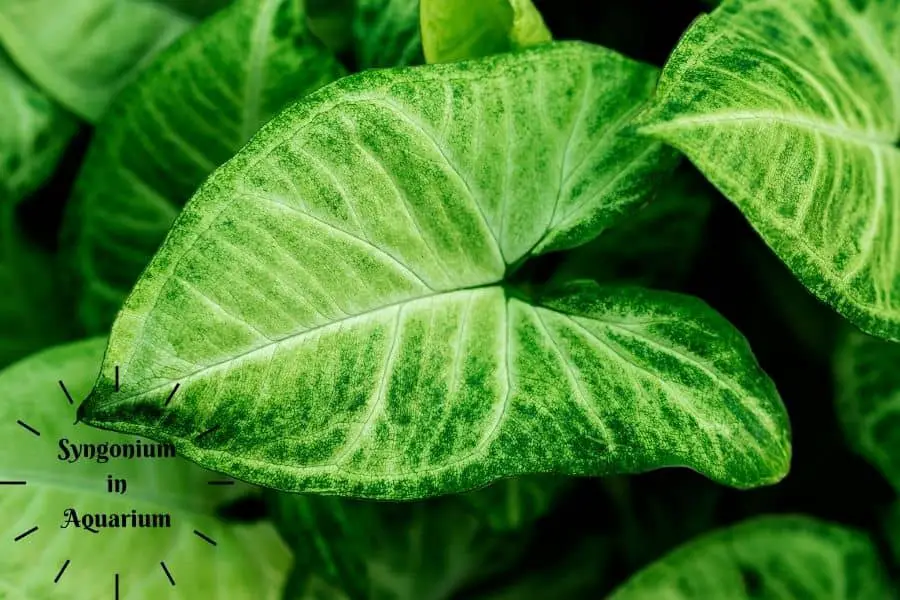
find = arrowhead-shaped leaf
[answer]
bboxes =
[608,516,893,599]
[65,0,346,333]
[420,0,551,64]
[636,0,900,341]
[0,339,291,597]
[78,42,789,498]
[0,0,192,122]
[834,329,900,493]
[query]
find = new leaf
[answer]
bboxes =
[79,43,790,498]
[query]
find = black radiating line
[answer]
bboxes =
[161,561,175,586]
[115,366,120,392]
[164,383,181,406]
[58,380,74,405]
[16,420,40,436]
[193,530,217,546]
[195,424,219,440]
[115,573,120,600]
[207,480,235,486]
[0,481,26,485]
[54,559,70,583]
[14,526,38,541]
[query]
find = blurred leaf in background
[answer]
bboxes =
[607,516,893,599]
[64,0,346,333]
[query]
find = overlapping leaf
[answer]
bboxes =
[0,339,290,598]
[608,515,893,599]
[834,328,900,493]
[420,0,551,64]
[636,0,900,341]
[0,0,192,122]
[78,43,788,499]
[65,0,346,333]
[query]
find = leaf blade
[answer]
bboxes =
[0,0,192,121]
[79,43,785,498]
[420,0,551,64]
[636,0,900,341]
[65,0,346,333]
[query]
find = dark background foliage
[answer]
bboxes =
[10,0,896,595]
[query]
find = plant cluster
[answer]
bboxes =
[1,0,899,597]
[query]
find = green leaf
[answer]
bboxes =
[0,339,291,597]
[0,53,77,204]
[834,328,900,493]
[551,165,712,288]
[78,42,788,498]
[0,0,192,121]
[608,515,893,599]
[635,0,900,342]
[354,0,422,69]
[420,0,551,64]
[65,0,346,334]
[271,490,524,599]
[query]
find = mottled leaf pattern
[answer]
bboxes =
[636,0,900,341]
[0,54,77,204]
[354,0,422,69]
[0,0,192,121]
[0,339,291,598]
[420,0,551,64]
[608,516,893,599]
[65,0,346,333]
[271,490,523,599]
[834,328,900,493]
[78,43,788,498]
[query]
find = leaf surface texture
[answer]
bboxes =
[637,0,900,341]
[79,43,789,498]
[66,0,346,333]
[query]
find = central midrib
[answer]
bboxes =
[651,109,900,150]
[91,281,512,410]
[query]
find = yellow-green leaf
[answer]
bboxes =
[421,0,551,64]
